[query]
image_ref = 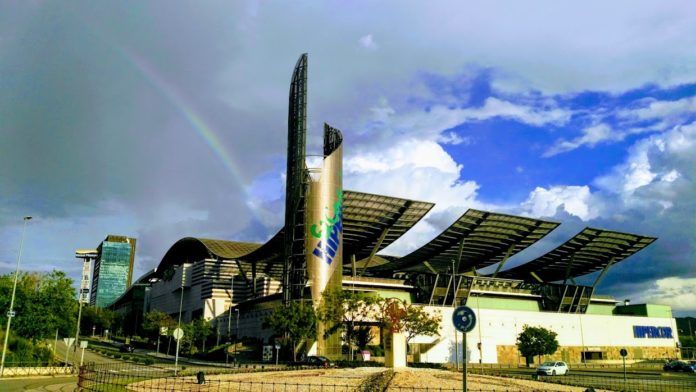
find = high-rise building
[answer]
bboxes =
[90,235,136,308]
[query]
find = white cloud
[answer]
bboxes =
[369,97,572,143]
[544,123,619,156]
[635,277,696,311]
[521,185,601,221]
[358,34,378,50]
[437,131,471,146]
[618,96,696,121]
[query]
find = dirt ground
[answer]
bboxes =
[389,368,609,391]
[128,367,608,391]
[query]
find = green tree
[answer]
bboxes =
[401,304,441,344]
[0,271,77,341]
[81,306,119,336]
[317,289,378,360]
[264,301,317,361]
[516,325,559,366]
[142,310,176,341]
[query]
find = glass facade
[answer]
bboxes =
[91,238,135,308]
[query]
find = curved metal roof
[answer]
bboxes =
[154,237,262,277]
[495,227,657,282]
[374,209,560,274]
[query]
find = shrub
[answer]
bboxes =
[143,358,154,365]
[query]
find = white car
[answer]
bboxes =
[536,361,569,376]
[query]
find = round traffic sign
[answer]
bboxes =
[172,327,184,340]
[452,306,476,333]
[620,348,628,357]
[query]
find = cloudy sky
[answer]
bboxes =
[1,1,695,315]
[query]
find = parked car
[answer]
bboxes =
[664,360,696,372]
[305,355,335,368]
[536,361,569,376]
[119,343,135,353]
[681,362,696,373]
[664,360,687,372]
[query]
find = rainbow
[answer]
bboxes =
[120,47,250,196]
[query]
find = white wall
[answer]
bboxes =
[417,306,679,364]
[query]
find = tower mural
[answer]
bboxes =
[306,124,343,357]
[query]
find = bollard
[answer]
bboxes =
[196,371,206,385]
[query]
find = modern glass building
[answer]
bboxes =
[90,235,137,308]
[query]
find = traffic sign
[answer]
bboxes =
[274,344,280,350]
[452,306,476,333]
[6,310,15,318]
[63,338,75,347]
[172,327,184,340]
[620,348,628,357]
[160,326,169,336]
[80,340,88,349]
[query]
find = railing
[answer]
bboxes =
[77,362,696,392]
[486,370,696,392]
[0,362,76,377]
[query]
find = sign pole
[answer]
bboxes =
[463,332,467,392]
[620,347,628,391]
[452,306,476,392]
[454,328,459,370]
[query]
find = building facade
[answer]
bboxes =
[90,235,136,308]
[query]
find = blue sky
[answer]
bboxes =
[1,1,695,315]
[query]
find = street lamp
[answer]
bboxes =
[0,216,32,377]
[234,309,240,363]
[74,250,97,360]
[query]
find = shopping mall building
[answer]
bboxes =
[110,54,679,365]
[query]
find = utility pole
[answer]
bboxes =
[0,216,32,377]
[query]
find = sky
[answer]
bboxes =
[1,1,695,316]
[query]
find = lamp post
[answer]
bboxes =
[0,216,32,377]
[234,309,240,363]
[74,250,97,360]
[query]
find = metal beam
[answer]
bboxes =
[442,273,454,306]
[529,271,544,283]
[557,285,569,312]
[360,228,390,276]
[423,261,439,275]
[452,276,464,307]
[563,255,577,284]
[591,257,617,289]
[351,254,357,278]
[455,238,465,273]
[428,274,440,306]
[492,243,516,278]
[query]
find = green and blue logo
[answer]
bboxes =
[310,189,343,265]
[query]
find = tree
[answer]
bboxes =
[516,325,559,366]
[142,310,176,341]
[376,297,441,358]
[81,306,119,336]
[0,271,77,340]
[401,304,441,345]
[264,301,316,361]
[317,289,378,360]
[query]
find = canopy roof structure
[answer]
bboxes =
[495,227,657,283]
[372,209,560,275]
[154,190,433,279]
[341,190,434,274]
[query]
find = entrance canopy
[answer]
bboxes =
[371,209,559,275]
[495,227,657,283]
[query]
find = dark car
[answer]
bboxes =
[119,343,135,353]
[306,355,335,368]
[664,360,689,372]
